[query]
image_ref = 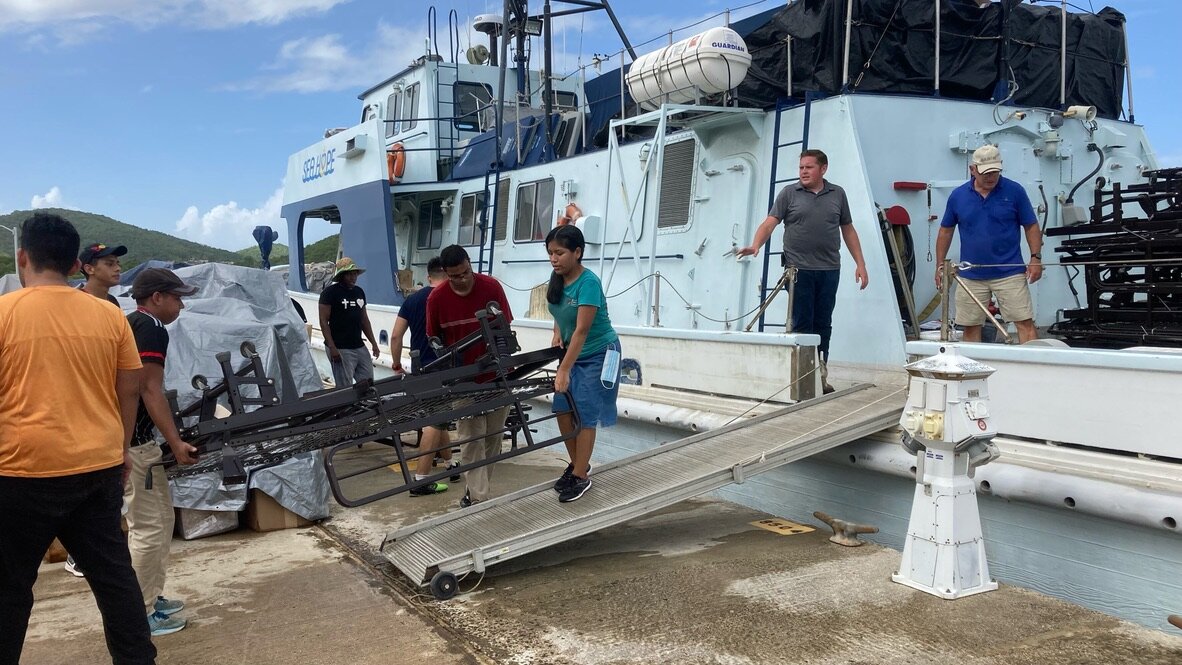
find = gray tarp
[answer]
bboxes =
[145,264,329,520]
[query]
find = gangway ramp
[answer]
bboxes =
[381,383,906,598]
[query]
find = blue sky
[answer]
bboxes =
[0,0,1178,251]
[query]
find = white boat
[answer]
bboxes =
[278,1,1181,630]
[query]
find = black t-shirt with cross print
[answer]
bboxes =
[318,282,367,349]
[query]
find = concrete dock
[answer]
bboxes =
[23,444,1182,664]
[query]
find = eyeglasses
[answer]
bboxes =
[445,267,473,282]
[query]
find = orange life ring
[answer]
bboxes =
[556,203,582,226]
[387,143,406,184]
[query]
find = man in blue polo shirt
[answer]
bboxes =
[739,149,869,393]
[936,144,1043,344]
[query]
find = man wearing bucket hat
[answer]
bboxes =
[936,144,1043,344]
[318,257,380,387]
[78,242,127,306]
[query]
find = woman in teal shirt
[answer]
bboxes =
[546,225,620,503]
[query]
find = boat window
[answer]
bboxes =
[492,179,512,242]
[416,199,444,250]
[552,91,578,110]
[458,192,486,246]
[386,92,401,138]
[402,83,420,132]
[454,82,493,132]
[514,178,555,243]
[658,138,696,228]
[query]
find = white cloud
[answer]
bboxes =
[0,0,347,41]
[227,21,425,94]
[174,186,284,250]
[30,186,74,209]
[194,0,347,28]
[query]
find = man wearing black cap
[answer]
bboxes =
[65,242,131,577]
[125,268,200,637]
[78,242,127,306]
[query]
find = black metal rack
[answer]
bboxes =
[159,303,575,506]
[1047,168,1182,348]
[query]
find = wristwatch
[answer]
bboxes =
[1030,253,1042,260]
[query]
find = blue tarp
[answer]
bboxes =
[449,111,556,180]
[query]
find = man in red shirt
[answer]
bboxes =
[426,246,513,508]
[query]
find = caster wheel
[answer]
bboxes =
[240,341,257,358]
[191,375,209,390]
[429,571,458,600]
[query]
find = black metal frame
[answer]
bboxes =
[1047,168,1182,348]
[160,304,578,505]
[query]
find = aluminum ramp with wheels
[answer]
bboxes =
[381,383,906,598]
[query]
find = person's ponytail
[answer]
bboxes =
[546,271,564,304]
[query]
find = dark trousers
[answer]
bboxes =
[0,466,156,665]
[791,268,841,362]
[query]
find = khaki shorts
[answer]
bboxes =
[954,273,1034,326]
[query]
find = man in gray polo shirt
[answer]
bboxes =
[738,149,868,393]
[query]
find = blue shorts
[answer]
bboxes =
[552,341,621,428]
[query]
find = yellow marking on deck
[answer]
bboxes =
[751,518,815,536]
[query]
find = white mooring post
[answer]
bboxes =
[892,344,1001,599]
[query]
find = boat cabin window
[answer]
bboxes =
[385,92,401,138]
[552,91,578,110]
[493,179,511,242]
[401,83,420,132]
[458,192,486,246]
[454,82,493,132]
[514,178,555,243]
[416,199,444,250]
[657,138,696,228]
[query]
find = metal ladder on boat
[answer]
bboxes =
[474,166,504,275]
[434,61,461,174]
[381,382,905,599]
[757,92,819,332]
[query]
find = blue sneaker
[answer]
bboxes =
[154,596,184,616]
[147,610,186,636]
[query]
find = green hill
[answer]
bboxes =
[236,234,339,267]
[236,242,290,268]
[0,208,254,275]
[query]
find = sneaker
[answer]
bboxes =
[63,555,84,578]
[822,382,836,394]
[459,489,474,509]
[553,464,591,493]
[154,596,184,616]
[558,476,592,503]
[147,611,186,637]
[553,463,574,493]
[409,481,449,496]
[447,462,462,483]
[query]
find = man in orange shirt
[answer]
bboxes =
[0,213,156,664]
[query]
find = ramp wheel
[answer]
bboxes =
[240,341,257,358]
[429,571,458,600]
[191,375,209,391]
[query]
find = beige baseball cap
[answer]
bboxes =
[972,144,1003,174]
